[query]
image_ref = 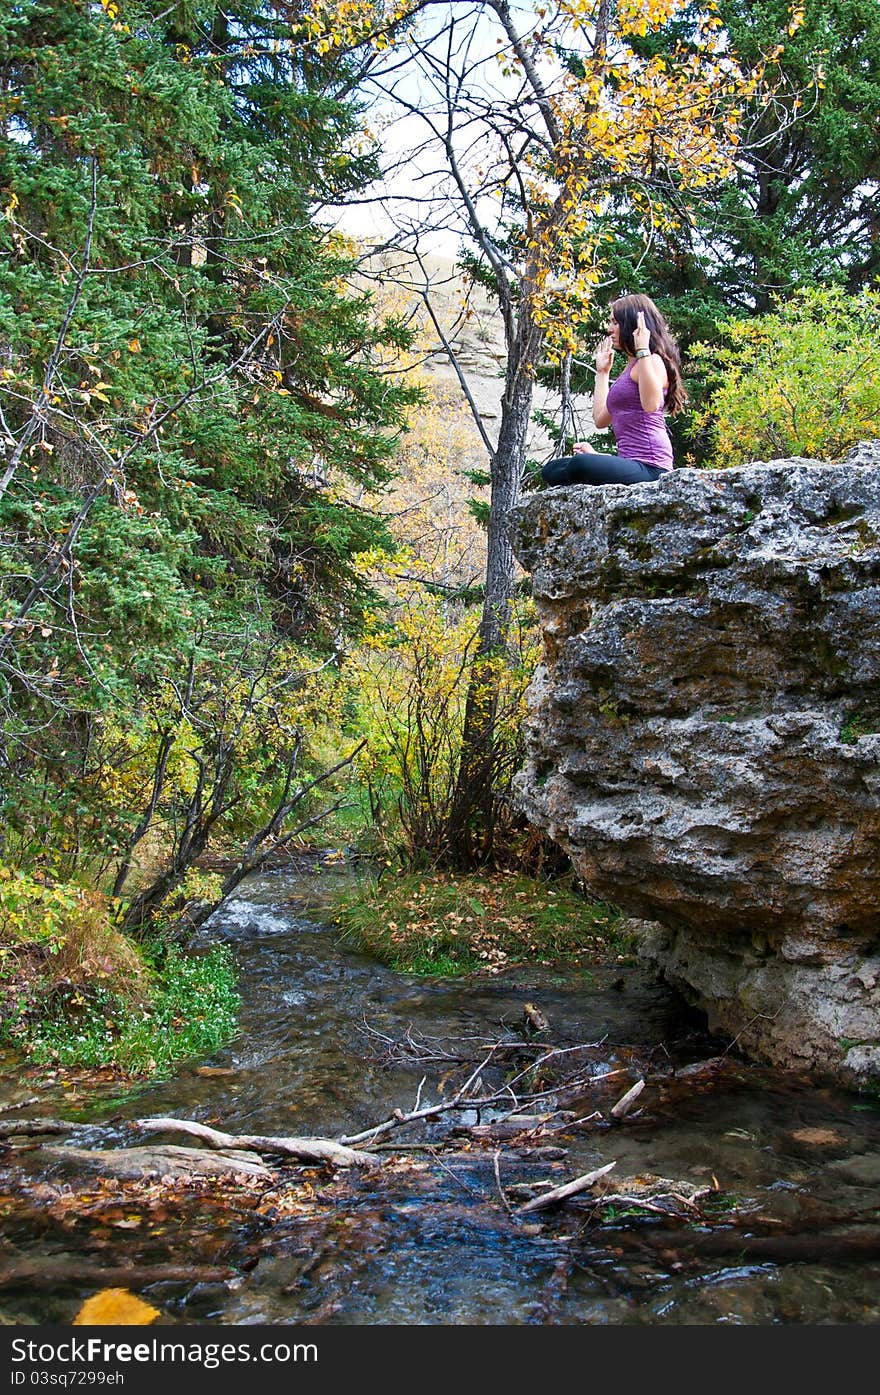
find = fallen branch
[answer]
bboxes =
[582,1227,880,1266]
[424,1147,484,1201]
[339,1043,518,1145]
[610,1080,645,1119]
[0,1098,40,1117]
[135,1117,381,1169]
[41,1144,273,1181]
[0,1118,78,1138]
[575,1190,700,1218]
[493,1149,515,1218]
[458,1110,573,1142]
[339,1041,619,1148]
[517,1161,617,1214]
[355,1019,476,1066]
[0,1258,232,1293]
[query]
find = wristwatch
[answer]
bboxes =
[635,348,651,359]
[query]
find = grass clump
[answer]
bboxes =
[0,870,239,1076]
[332,867,622,977]
[839,712,879,744]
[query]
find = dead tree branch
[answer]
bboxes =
[135,1117,382,1169]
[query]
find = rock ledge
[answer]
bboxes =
[511,444,880,1084]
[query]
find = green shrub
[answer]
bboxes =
[0,870,239,1074]
[692,287,880,466]
[3,944,239,1076]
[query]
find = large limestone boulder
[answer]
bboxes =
[510,443,880,1085]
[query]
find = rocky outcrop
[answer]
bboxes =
[511,443,880,1085]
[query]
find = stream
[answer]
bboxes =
[2,855,879,1326]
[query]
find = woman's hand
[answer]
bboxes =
[595,334,614,374]
[633,310,651,354]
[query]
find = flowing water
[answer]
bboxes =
[1,857,879,1326]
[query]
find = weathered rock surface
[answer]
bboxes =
[510,444,880,1084]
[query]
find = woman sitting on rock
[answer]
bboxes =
[541,293,686,486]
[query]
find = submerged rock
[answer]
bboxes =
[511,443,880,1085]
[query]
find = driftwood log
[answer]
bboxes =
[135,1116,382,1169]
[610,1079,645,1119]
[517,1161,617,1214]
[0,1258,232,1292]
[585,1226,880,1266]
[0,1118,77,1138]
[39,1143,273,1181]
[1,1113,380,1169]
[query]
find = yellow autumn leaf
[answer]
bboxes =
[73,1288,160,1326]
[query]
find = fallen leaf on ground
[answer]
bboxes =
[73,1288,160,1325]
[789,1127,844,1146]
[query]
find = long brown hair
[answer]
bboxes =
[610,293,688,414]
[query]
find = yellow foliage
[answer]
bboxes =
[376,381,488,590]
[297,2,756,366]
[73,1289,160,1325]
[339,572,539,857]
[329,269,490,591]
[690,287,880,466]
[0,873,147,997]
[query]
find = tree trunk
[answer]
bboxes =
[445,304,540,867]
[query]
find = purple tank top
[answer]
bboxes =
[606,360,673,471]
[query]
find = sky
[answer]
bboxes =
[322,1,556,258]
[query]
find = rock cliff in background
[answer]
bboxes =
[511,442,880,1085]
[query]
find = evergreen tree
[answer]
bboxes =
[0,0,418,910]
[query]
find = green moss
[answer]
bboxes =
[713,706,765,725]
[622,513,655,536]
[852,518,877,552]
[811,634,847,677]
[598,700,630,726]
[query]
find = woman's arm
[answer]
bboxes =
[632,308,667,413]
[592,369,612,428]
[631,354,668,413]
[592,334,613,428]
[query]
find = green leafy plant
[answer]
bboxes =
[3,943,239,1076]
[691,286,880,466]
[0,871,239,1074]
[839,713,878,745]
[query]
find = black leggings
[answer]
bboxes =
[541,451,664,486]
